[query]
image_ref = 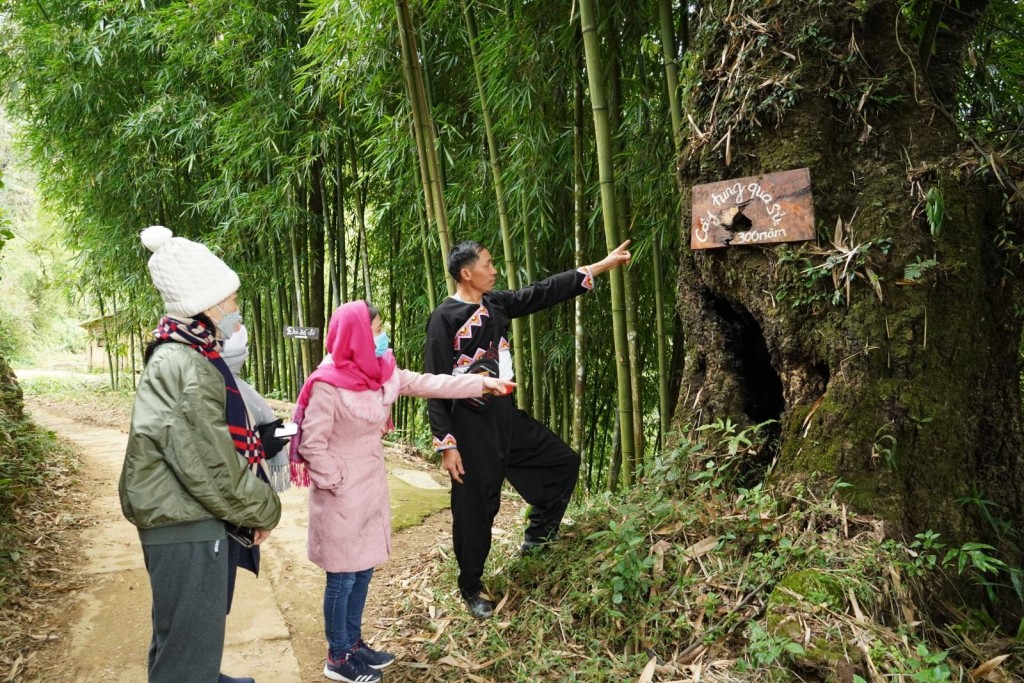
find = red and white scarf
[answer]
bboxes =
[154,316,266,473]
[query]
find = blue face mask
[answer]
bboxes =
[374,331,390,357]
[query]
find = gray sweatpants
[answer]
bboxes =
[142,539,228,683]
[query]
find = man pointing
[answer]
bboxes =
[425,240,631,618]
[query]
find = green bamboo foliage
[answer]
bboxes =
[1,0,700,491]
[579,0,636,489]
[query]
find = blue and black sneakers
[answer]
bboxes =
[323,652,381,683]
[351,639,396,669]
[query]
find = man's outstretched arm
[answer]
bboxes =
[587,240,633,276]
[502,240,632,319]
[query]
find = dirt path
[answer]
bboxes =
[22,395,528,683]
[27,405,304,682]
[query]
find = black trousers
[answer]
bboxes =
[449,395,580,598]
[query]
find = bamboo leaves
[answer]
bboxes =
[3,0,687,491]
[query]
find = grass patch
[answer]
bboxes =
[18,375,135,429]
[389,476,449,532]
[374,424,1024,682]
[0,394,84,680]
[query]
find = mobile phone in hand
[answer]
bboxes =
[226,526,255,548]
[274,422,298,438]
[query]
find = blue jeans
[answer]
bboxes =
[324,568,374,659]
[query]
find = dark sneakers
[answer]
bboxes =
[464,593,496,619]
[218,676,255,683]
[520,540,546,556]
[323,652,382,683]
[351,639,396,670]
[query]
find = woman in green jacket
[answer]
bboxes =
[119,226,282,683]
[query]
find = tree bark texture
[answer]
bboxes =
[674,0,1023,555]
[918,0,989,110]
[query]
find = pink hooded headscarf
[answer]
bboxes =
[289,301,396,486]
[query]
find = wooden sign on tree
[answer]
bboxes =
[690,168,815,249]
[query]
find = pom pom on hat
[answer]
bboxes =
[141,225,174,253]
[142,225,240,318]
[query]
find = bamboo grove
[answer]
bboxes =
[3,0,1020,493]
[0,0,687,492]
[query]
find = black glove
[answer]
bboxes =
[256,419,289,457]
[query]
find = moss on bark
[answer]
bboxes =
[766,569,852,675]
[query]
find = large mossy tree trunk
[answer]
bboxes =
[675,0,1023,563]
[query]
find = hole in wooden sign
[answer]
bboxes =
[720,202,753,233]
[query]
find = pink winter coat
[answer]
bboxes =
[299,367,485,572]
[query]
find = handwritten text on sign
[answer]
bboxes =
[284,326,321,340]
[690,168,815,249]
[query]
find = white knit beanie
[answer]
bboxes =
[141,225,241,318]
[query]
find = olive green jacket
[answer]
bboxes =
[119,342,282,544]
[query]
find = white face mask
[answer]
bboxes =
[215,305,242,340]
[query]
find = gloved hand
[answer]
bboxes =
[256,419,289,457]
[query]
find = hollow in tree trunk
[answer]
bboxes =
[674,0,1023,609]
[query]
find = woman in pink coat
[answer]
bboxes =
[290,300,511,683]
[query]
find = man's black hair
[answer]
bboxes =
[365,301,379,321]
[447,240,486,283]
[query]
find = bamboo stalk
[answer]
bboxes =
[349,132,373,300]
[289,221,311,379]
[395,0,454,292]
[418,203,437,310]
[652,237,671,448]
[462,0,527,403]
[522,206,542,418]
[309,156,327,368]
[251,293,265,392]
[656,0,683,448]
[658,0,684,148]
[607,10,645,470]
[335,135,348,304]
[562,358,571,443]
[572,34,587,457]
[579,0,636,487]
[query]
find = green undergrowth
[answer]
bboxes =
[0,360,82,680]
[413,422,1024,682]
[17,375,136,428]
[0,364,78,604]
[0,421,76,598]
